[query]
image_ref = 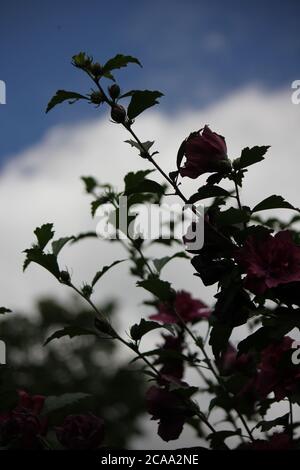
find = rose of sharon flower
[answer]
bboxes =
[256,336,300,401]
[146,386,194,441]
[179,125,229,179]
[217,344,252,376]
[235,231,300,295]
[150,290,210,324]
[56,414,105,450]
[0,390,47,449]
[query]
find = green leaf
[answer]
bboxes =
[130,319,174,341]
[153,251,189,274]
[23,247,60,279]
[103,54,142,73]
[137,278,175,301]
[43,392,90,415]
[91,259,125,287]
[44,326,96,345]
[209,323,233,359]
[81,176,98,193]
[0,307,11,315]
[189,185,230,203]
[235,146,270,169]
[125,139,154,157]
[252,195,300,213]
[34,223,55,250]
[46,90,87,113]
[127,90,164,119]
[216,207,250,226]
[52,237,74,256]
[255,413,289,432]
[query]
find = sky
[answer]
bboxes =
[1,0,300,449]
[1,0,300,163]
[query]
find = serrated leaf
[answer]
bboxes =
[189,185,230,203]
[52,237,74,256]
[236,146,270,169]
[34,223,55,250]
[46,90,87,113]
[103,54,142,73]
[44,326,96,345]
[127,90,164,119]
[137,278,175,301]
[153,251,189,274]
[91,259,125,287]
[130,319,174,341]
[0,307,11,315]
[252,195,300,213]
[43,392,90,415]
[23,247,60,279]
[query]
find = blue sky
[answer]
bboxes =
[0,0,299,165]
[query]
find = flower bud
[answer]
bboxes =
[81,284,93,298]
[91,62,103,78]
[90,90,104,105]
[110,104,126,123]
[60,270,71,284]
[108,84,120,100]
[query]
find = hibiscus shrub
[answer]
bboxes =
[5,51,300,450]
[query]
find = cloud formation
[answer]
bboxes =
[0,85,299,448]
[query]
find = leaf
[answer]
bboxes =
[235,146,270,169]
[0,307,11,315]
[23,247,60,279]
[127,90,164,119]
[46,90,87,113]
[52,237,74,256]
[188,185,230,203]
[72,231,97,243]
[252,195,300,213]
[81,176,98,193]
[216,207,250,226]
[130,319,174,341]
[124,179,165,196]
[209,323,233,359]
[137,278,175,301]
[34,223,55,250]
[44,326,96,345]
[125,139,154,157]
[124,170,154,193]
[153,251,189,274]
[102,54,142,73]
[176,139,186,172]
[207,430,239,450]
[256,413,289,432]
[91,259,125,287]
[43,392,90,415]
[91,195,112,217]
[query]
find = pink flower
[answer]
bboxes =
[235,231,300,295]
[218,344,252,376]
[0,390,47,449]
[56,414,105,450]
[179,125,229,179]
[150,290,210,324]
[158,334,185,380]
[256,336,300,401]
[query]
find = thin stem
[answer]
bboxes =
[289,399,294,440]
[233,176,247,230]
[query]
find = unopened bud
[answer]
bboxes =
[110,104,126,123]
[108,84,120,100]
[82,284,93,298]
[90,90,104,105]
[91,62,103,78]
[60,270,71,284]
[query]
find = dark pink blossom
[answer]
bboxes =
[150,290,210,324]
[56,414,105,450]
[256,336,300,401]
[235,231,300,295]
[179,125,229,179]
[158,334,185,380]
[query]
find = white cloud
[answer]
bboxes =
[0,86,299,448]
